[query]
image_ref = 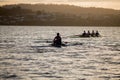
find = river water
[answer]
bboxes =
[0,26,120,80]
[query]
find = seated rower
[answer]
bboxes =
[95,30,100,37]
[53,33,62,47]
[91,30,95,37]
[82,30,87,37]
[87,30,91,37]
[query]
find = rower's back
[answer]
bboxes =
[95,31,100,37]
[53,33,62,47]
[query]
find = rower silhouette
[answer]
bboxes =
[53,33,62,47]
[95,30,100,37]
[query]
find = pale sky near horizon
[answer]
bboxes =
[0,0,120,10]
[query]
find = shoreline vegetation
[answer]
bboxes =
[0,4,120,26]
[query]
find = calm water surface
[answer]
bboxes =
[0,26,120,80]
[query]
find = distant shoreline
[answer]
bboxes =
[0,25,120,27]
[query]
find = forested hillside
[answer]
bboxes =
[0,4,120,26]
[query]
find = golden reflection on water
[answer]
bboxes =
[0,26,120,80]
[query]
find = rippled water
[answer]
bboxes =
[0,26,120,80]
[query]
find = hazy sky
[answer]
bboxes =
[0,0,120,10]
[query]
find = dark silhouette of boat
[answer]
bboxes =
[51,43,67,47]
[70,34,101,38]
[70,30,101,38]
[70,35,89,38]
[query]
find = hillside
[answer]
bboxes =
[0,4,120,26]
[4,4,120,15]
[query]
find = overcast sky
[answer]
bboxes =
[0,0,120,10]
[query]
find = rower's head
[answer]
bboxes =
[57,33,60,36]
[96,30,99,33]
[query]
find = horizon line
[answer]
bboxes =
[1,3,120,10]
